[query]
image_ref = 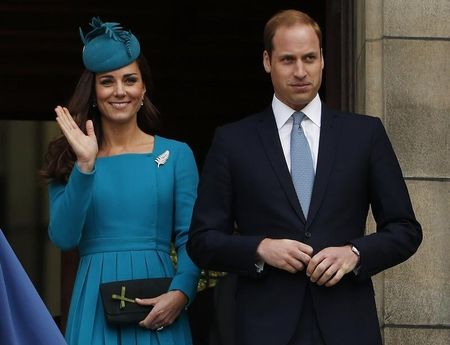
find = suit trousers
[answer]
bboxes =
[288,286,326,345]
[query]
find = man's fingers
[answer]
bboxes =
[257,238,315,274]
[294,249,312,265]
[325,269,345,287]
[315,264,339,285]
[297,242,314,256]
[285,256,305,272]
[306,246,359,286]
[306,251,324,277]
[309,258,332,282]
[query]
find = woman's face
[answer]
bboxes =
[95,61,146,125]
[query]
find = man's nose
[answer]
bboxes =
[294,61,307,78]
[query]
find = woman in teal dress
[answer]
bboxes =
[41,17,200,345]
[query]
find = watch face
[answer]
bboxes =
[351,246,360,256]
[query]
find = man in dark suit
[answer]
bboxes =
[187,9,422,345]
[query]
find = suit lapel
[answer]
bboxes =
[256,107,306,223]
[306,105,340,227]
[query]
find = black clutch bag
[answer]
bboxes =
[100,277,172,325]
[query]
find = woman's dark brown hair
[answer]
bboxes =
[40,54,160,184]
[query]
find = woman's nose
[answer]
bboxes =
[114,83,126,96]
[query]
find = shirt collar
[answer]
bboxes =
[272,93,322,130]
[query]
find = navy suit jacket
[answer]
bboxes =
[187,105,422,345]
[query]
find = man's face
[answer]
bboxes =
[263,24,324,110]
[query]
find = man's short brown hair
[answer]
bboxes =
[263,9,322,57]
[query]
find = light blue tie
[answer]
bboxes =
[290,111,315,218]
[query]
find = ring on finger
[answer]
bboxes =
[156,326,164,331]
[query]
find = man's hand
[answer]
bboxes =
[256,238,313,273]
[306,245,360,287]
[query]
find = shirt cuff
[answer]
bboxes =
[255,260,265,274]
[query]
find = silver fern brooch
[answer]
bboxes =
[155,150,170,167]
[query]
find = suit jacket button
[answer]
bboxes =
[305,232,312,238]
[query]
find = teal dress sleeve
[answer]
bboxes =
[48,164,95,250]
[168,143,201,305]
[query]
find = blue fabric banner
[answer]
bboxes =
[0,229,67,345]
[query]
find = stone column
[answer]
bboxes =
[355,1,450,344]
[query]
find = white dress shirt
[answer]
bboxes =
[272,94,321,172]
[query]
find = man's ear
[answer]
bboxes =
[263,50,271,73]
[320,48,324,70]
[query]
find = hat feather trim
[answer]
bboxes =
[80,16,134,57]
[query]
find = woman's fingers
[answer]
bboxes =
[55,106,78,136]
[86,120,95,138]
[54,105,98,169]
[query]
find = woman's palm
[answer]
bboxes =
[55,106,98,163]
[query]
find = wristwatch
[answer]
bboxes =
[351,245,361,275]
[351,245,360,257]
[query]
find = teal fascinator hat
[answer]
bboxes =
[79,17,140,73]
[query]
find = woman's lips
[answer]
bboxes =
[110,102,130,109]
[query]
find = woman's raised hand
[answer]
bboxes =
[55,106,98,172]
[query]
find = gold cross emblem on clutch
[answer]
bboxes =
[111,286,136,309]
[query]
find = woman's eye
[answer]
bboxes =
[125,78,138,85]
[99,79,113,86]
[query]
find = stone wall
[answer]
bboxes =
[355,1,450,344]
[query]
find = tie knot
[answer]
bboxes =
[292,111,306,125]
